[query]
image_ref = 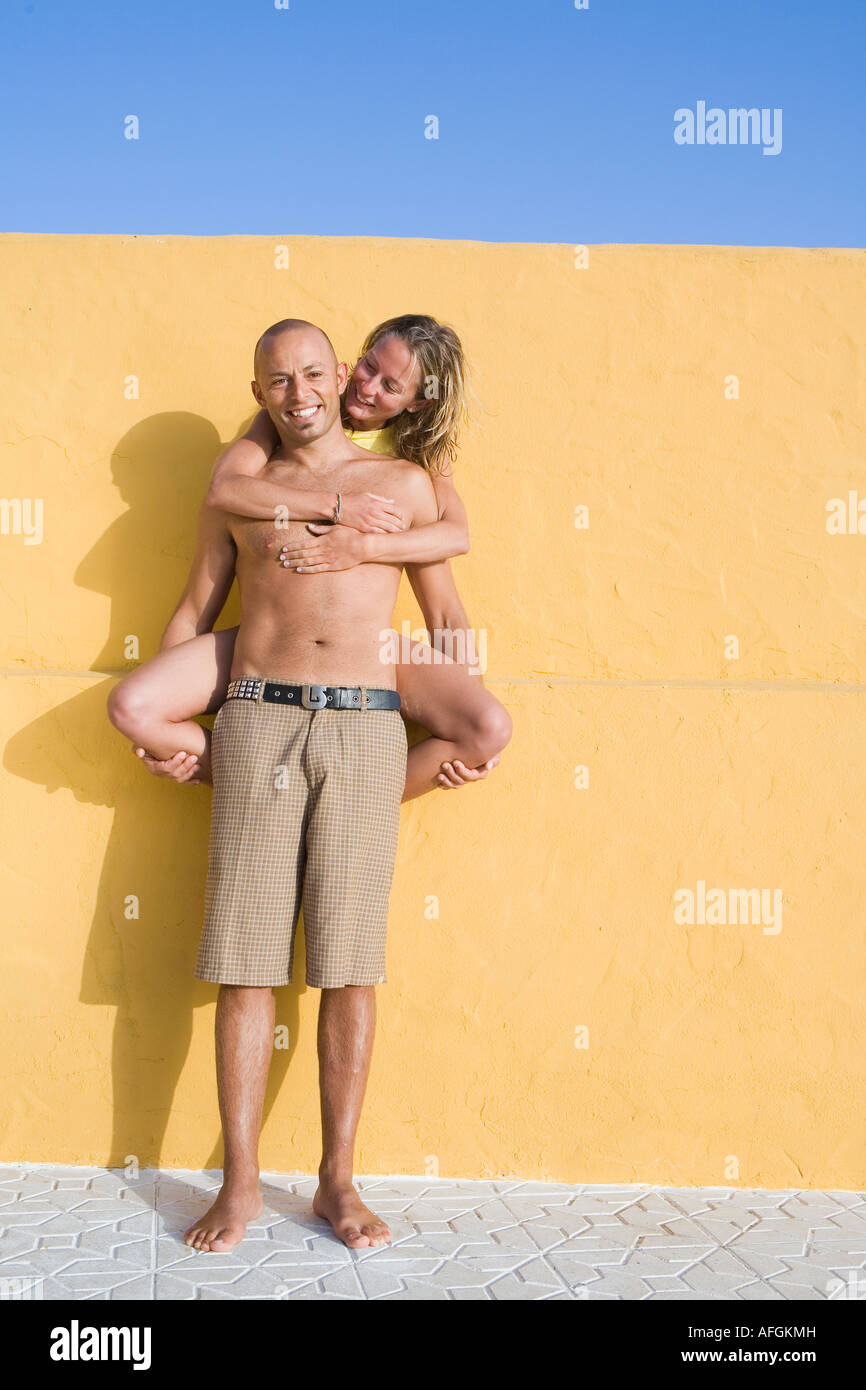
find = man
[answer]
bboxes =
[172,319,441,1252]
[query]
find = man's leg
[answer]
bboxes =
[303,705,407,1248]
[312,984,391,1248]
[184,984,273,1251]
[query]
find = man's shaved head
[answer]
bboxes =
[250,317,348,445]
[253,318,337,384]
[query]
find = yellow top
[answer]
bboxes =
[345,424,395,456]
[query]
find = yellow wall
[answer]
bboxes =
[1,234,864,1188]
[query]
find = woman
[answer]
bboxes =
[108,314,512,801]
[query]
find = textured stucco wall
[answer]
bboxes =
[1,234,863,1187]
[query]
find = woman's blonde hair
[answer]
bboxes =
[348,314,469,475]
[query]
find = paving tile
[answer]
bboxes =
[155,1260,252,1287]
[207,1266,295,1298]
[74,1235,153,1267]
[0,1249,121,1276]
[629,1241,720,1264]
[153,1272,203,1300]
[644,1284,717,1295]
[316,1265,365,1298]
[361,1256,444,1280]
[507,1209,593,1237]
[374,1280,452,1300]
[257,1252,351,1277]
[775,1255,865,1289]
[482,1225,549,1254]
[568,1270,653,1299]
[2,1167,863,1300]
[679,1266,756,1297]
[728,1234,808,1256]
[550,1232,639,1256]
[84,1225,148,1259]
[805,1233,866,1256]
[0,1232,54,1262]
[355,1266,417,1298]
[621,1249,705,1276]
[736,1281,786,1300]
[484,1273,570,1299]
[8,1275,67,1301]
[727,1247,795,1280]
[689,1245,761,1277]
[769,1282,827,1301]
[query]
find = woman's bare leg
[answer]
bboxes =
[109,630,511,803]
[107,627,238,774]
[395,645,512,803]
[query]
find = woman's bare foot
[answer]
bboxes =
[183,1176,264,1253]
[133,727,213,787]
[312,1178,391,1249]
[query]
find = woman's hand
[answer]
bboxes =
[436,755,501,789]
[133,746,210,786]
[340,493,406,533]
[278,525,371,574]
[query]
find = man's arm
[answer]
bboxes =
[159,502,238,651]
[206,410,405,533]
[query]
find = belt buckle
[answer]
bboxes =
[301,683,328,709]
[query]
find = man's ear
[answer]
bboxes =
[251,379,265,408]
[336,361,349,393]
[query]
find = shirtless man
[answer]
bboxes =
[172,319,440,1252]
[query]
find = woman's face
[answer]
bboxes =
[344,333,425,428]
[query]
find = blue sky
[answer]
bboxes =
[0,0,863,245]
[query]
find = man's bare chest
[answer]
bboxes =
[231,514,322,560]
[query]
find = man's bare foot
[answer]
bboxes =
[312,1178,391,1249]
[183,1177,264,1252]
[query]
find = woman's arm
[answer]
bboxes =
[406,560,472,642]
[364,467,469,561]
[404,471,478,663]
[205,409,331,520]
[277,468,471,570]
[206,408,405,532]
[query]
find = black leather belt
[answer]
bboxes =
[225,677,400,711]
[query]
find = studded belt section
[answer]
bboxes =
[225,678,401,711]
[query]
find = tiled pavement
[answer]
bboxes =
[0,1166,864,1300]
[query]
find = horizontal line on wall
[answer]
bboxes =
[3,669,866,694]
[493,676,866,692]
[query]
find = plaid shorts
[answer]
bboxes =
[194,679,407,988]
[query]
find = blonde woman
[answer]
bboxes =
[108,314,512,801]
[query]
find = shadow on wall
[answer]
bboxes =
[4,412,304,1169]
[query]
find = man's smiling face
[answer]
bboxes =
[252,323,348,443]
